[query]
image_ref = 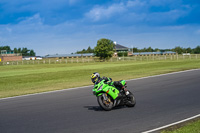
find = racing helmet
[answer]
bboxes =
[91,72,100,83]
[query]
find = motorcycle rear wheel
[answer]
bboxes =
[97,93,113,111]
[125,91,136,107]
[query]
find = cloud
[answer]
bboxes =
[0,0,82,25]
[68,0,80,5]
[148,0,178,6]
[127,0,146,7]
[144,9,189,25]
[196,29,200,34]
[1,0,200,55]
[6,27,12,33]
[0,0,196,26]
[160,25,186,31]
[84,0,191,26]
[85,2,126,22]
[18,13,43,25]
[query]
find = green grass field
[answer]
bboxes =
[161,119,200,133]
[0,59,200,98]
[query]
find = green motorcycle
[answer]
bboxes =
[92,80,136,111]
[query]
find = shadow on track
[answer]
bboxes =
[84,105,126,111]
[84,106,104,111]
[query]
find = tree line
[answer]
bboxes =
[76,41,200,55]
[131,46,200,54]
[76,46,94,54]
[75,39,114,59]
[0,46,36,56]
[75,38,200,59]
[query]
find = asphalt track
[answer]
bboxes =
[0,69,200,133]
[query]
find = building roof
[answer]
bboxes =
[132,51,176,55]
[115,44,129,50]
[22,56,42,58]
[1,50,14,54]
[44,53,94,58]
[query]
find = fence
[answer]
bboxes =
[0,54,200,66]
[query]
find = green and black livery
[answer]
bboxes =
[92,79,136,111]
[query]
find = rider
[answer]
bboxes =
[91,72,125,91]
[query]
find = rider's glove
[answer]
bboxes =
[107,81,114,86]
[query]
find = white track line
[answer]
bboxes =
[0,85,93,101]
[0,68,199,101]
[142,114,200,133]
[128,68,200,81]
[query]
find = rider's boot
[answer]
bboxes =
[122,87,129,95]
[114,81,129,96]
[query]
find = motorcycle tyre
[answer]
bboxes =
[125,91,136,107]
[97,94,113,111]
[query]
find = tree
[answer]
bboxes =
[139,47,146,52]
[154,48,160,52]
[18,48,22,53]
[0,46,11,51]
[147,47,153,52]
[131,47,138,52]
[194,46,200,54]
[82,49,86,53]
[185,47,192,53]
[94,38,114,60]
[0,45,36,56]
[117,52,128,57]
[172,46,183,54]
[30,50,36,56]
[76,46,94,54]
[15,47,36,56]
[87,46,94,53]
[14,48,18,53]
[21,47,30,56]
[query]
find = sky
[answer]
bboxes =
[0,0,200,56]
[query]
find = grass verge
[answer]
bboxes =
[0,59,200,98]
[161,117,200,133]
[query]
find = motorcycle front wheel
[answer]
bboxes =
[97,93,113,111]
